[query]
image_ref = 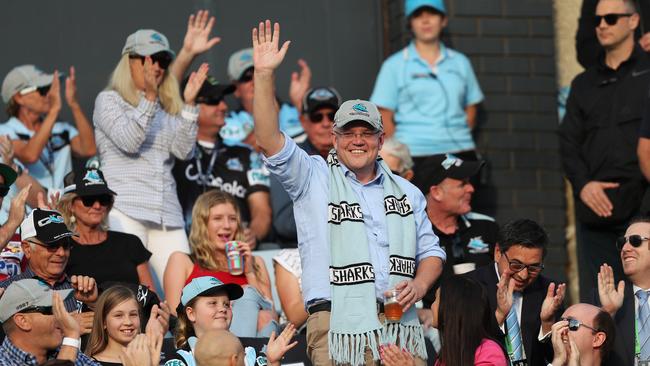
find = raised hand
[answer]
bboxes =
[120,334,152,366]
[182,10,221,56]
[145,315,164,366]
[7,184,30,227]
[183,63,209,105]
[550,320,569,366]
[48,71,62,113]
[70,275,98,303]
[252,20,291,74]
[567,337,581,366]
[379,344,416,366]
[143,57,159,101]
[0,135,15,166]
[597,263,625,316]
[495,271,515,325]
[265,323,299,364]
[288,59,312,110]
[541,282,566,324]
[65,66,79,108]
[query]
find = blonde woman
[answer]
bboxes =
[164,190,277,337]
[93,28,208,288]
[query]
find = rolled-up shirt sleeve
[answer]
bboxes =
[93,92,154,154]
[412,188,446,264]
[170,104,199,160]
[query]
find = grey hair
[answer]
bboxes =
[381,138,414,172]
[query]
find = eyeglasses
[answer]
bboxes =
[334,130,381,141]
[238,68,254,83]
[79,195,113,207]
[561,317,601,333]
[18,306,53,316]
[503,252,544,274]
[197,96,224,106]
[616,234,650,250]
[309,111,336,123]
[594,13,633,27]
[129,51,173,70]
[19,85,51,97]
[28,239,73,252]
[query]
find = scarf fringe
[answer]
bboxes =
[328,324,427,365]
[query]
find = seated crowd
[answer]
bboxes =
[0,0,650,365]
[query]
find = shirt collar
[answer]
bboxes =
[23,266,69,287]
[340,160,384,185]
[597,44,644,72]
[1,337,38,365]
[406,41,450,64]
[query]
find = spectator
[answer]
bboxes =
[0,65,96,191]
[252,21,445,365]
[0,163,31,281]
[465,219,566,366]
[370,0,484,181]
[172,76,271,242]
[57,168,154,290]
[93,27,208,287]
[164,190,277,337]
[85,285,166,366]
[0,279,98,365]
[559,0,650,302]
[596,216,650,365]
[272,249,306,330]
[549,304,615,366]
[270,86,341,247]
[167,276,296,366]
[381,276,507,366]
[380,137,414,180]
[411,154,497,307]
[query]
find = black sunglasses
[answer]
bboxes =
[0,184,9,198]
[309,111,335,123]
[29,239,73,252]
[561,317,601,333]
[80,195,113,207]
[594,13,633,27]
[129,51,173,70]
[503,252,544,274]
[239,68,254,83]
[197,96,224,106]
[616,234,650,250]
[18,306,53,316]
[37,85,51,97]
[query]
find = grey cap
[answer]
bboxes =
[1,65,54,103]
[0,279,73,322]
[122,29,174,57]
[333,99,383,132]
[227,48,254,81]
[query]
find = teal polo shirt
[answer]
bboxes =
[370,42,483,156]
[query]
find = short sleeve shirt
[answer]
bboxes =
[0,117,78,190]
[370,42,483,156]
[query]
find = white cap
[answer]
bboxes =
[122,29,174,57]
[1,65,54,103]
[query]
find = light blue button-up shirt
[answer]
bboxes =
[370,42,483,156]
[263,133,445,304]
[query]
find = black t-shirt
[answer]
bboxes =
[173,140,270,230]
[423,212,499,307]
[65,231,151,287]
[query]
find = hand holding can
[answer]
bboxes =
[225,241,244,275]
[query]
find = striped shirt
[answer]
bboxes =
[0,267,82,313]
[0,337,100,366]
[93,91,198,227]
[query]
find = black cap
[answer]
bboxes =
[181,75,235,105]
[0,163,17,187]
[63,168,116,197]
[20,208,75,244]
[302,87,341,114]
[412,154,484,195]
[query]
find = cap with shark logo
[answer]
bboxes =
[333,99,383,132]
[63,168,116,197]
[122,29,174,57]
[20,208,74,244]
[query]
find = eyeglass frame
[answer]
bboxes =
[561,317,602,333]
[502,251,544,274]
[616,234,650,251]
[26,238,73,252]
[594,13,633,27]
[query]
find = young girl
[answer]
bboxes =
[164,190,277,337]
[166,276,296,366]
[381,276,507,366]
[85,285,165,366]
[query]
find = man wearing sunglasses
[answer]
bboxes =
[270,86,341,246]
[596,216,650,365]
[0,64,96,192]
[465,219,566,366]
[0,279,99,365]
[560,0,650,304]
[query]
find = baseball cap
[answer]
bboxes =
[0,163,17,187]
[227,48,254,81]
[63,168,117,197]
[0,278,73,322]
[333,99,383,132]
[20,208,75,243]
[180,276,243,308]
[412,154,484,194]
[2,65,55,103]
[405,0,447,17]
[122,29,175,57]
[302,87,342,115]
[181,75,235,105]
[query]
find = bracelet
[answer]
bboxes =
[61,337,81,349]
[181,107,199,121]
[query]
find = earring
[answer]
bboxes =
[70,216,76,223]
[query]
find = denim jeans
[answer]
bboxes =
[230,286,278,337]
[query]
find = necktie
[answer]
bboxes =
[636,289,650,360]
[506,292,523,361]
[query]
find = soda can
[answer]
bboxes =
[225,241,244,275]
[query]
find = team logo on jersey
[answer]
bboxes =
[226,158,244,172]
[330,263,375,286]
[467,236,489,254]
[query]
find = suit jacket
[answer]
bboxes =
[465,264,560,366]
[601,280,635,366]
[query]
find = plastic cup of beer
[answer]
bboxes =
[384,289,403,322]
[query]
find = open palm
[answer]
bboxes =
[598,264,625,315]
[182,10,220,55]
[252,20,290,73]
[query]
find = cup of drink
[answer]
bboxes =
[384,288,403,322]
[225,241,244,276]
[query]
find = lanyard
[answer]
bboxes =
[637,311,641,358]
[195,146,218,189]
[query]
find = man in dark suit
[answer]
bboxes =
[465,219,566,366]
[597,216,650,365]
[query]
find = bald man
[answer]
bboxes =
[195,330,245,366]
